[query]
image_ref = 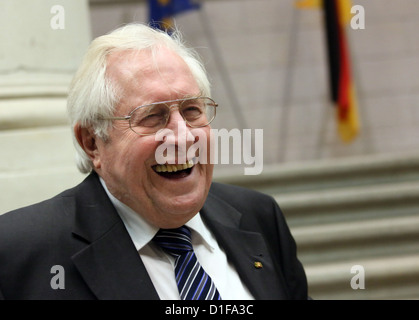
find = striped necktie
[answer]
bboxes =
[153,226,222,300]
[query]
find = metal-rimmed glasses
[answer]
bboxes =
[99,97,218,136]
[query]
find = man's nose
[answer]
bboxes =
[164,109,196,146]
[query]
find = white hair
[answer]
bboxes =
[67,23,211,174]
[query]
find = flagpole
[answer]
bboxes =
[278,4,301,162]
[197,4,249,131]
[347,28,371,152]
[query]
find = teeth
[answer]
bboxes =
[154,160,195,173]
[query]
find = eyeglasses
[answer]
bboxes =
[99,97,218,136]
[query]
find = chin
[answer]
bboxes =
[169,196,204,215]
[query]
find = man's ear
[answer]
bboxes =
[74,124,101,169]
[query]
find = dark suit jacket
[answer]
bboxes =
[0,172,308,300]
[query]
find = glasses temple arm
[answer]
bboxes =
[99,116,131,120]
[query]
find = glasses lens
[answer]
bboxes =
[129,103,169,135]
[129,97,217,135]
[180,97,216,128]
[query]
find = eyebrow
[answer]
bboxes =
[134,93,204,107]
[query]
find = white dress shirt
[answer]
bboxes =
[100,178,254,300]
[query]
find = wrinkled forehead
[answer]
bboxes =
[105,47,200,109]
[105,49,153,89]
[106,47,193,87]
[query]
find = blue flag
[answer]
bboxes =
[148,0,201,31]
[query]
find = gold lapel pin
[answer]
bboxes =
[254,261,263,269]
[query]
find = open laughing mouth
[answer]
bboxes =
[152,159,195,179]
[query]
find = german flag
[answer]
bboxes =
[297,0,360,142]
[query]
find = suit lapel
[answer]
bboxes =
[201,192,289,300]
[69,173,159,300]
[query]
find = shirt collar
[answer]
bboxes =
[186,214,216,252]
[99,177,215,252]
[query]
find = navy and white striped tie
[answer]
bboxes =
[153,226,222,300]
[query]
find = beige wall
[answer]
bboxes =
[0,0,91,212]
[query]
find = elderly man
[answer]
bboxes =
[0,24,308,300]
